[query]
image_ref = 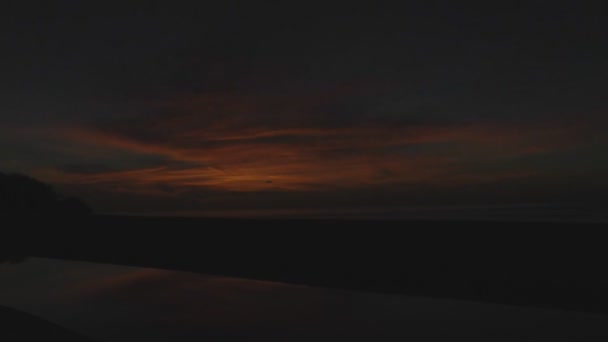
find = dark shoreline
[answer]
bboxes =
[8,215,608,315]
[0,305,96,342]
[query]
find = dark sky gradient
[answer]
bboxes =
[2,1,607,215]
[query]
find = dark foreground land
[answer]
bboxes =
[0,305,96,342]
[8,216,608,315]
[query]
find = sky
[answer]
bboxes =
[1,1,607,215]
[2,258,608,341]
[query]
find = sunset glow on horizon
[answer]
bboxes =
[26,107,600,195]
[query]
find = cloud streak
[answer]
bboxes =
[33,90,597,199]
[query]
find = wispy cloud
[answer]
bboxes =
[30,90,595,196]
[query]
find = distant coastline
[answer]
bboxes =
[97,202,608,223]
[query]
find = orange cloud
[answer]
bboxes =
[31,93,597,195]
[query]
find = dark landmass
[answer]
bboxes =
[0,172,91,216]
[0,305,96,342]
[9,215,608,315]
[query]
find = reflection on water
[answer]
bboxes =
[1,258,608,341]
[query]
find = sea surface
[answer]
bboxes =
[1,258,608,341]
[114,203,608,223]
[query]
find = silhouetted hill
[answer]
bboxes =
[0,305,97,342]
[0,172,91,215]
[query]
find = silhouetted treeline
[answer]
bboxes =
[0,172,91,216]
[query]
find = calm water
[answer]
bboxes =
[1,258,608,341]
